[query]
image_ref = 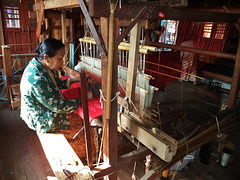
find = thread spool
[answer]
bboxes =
[220,148,232,167]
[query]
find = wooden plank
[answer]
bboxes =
[78,0,107,58]
[37,133,92,179]
[88,0,240,23]
[2,45,13,107]
[93,146,151,179]
[120,113,177,162]
[80,71,93,168]
[228,34,240,107]
[43,0,80,9]
[126,21,141,110]
[140,169,159,180]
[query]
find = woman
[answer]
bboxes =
[20,38,80,133]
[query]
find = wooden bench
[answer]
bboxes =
[37,133,94,179]
[9,84,21,109]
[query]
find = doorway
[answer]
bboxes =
[1,0,38,54]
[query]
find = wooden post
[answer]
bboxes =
[80,71,93,168]
[2,45,13,107]
[0,10,5,53]
[126,21,141,111]
[100,14,118,180]
[61,10,67,65]
[34,0,45,40]
[227,33,240,107]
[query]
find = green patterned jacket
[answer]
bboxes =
[20,58,79,133]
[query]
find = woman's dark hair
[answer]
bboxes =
[35,38,65,60]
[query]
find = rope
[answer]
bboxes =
[118,79,140,115]
[109,0,119,13]
[131,161,137,180]
[97,89,120,166]
[99,89,120,102]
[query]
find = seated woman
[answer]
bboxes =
[20,38,81,133]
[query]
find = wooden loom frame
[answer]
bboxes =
[32,0,240,179]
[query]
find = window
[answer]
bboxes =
[4,6,20,28]
[159,20,179,51]
[215,24,226,40]
[203,22,213,38]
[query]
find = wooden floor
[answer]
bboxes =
[0,107,55,180]
[0,81,240,180]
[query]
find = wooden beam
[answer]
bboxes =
[150,42,236,60]
[88,1,240,23]
[228,34,240,107]
[44,9,81,20]
[2,45,13,107]
[120,113,177,162]
[201,71,232,83]
[80,71,93,168]
[93,146,151,179]
[44,0,80,9]
[126,21,141,110]
[77,0,107,58]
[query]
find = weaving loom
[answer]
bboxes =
[79,37,157,116]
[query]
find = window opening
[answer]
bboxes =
[159,20,179,51]
[4,6,20,28]
[203,22,213,38]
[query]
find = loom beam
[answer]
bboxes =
[88,0,240,23]
[150,42,236,60]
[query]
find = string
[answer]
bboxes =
[180,80,183,111]
[179,130,189,156]
[145,60,204,80]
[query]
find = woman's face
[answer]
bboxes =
[46,47,65,71]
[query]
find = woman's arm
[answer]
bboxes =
[70,77,81,85]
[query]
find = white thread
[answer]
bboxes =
[212,115,222,138]
[99,89,120,102]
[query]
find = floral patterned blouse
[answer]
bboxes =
[20,58,79,133]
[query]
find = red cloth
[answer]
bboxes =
[60,76,102,124]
